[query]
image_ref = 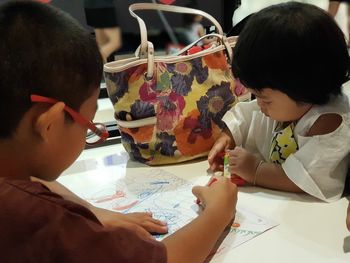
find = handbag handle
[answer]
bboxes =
[129,3,224,57]
[172,33,235,66]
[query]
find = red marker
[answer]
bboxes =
[230,175,246,186]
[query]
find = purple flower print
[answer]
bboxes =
[130,100,155,119]
[170,74,193,96]
[168,58,208,96]
[155,132,177,156]
[105,71,129,105]
[191,57,208,84]
[120,131,150,163]
[197,82,235,128]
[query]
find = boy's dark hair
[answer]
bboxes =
[0,1,102,138]
[232,2,350,105]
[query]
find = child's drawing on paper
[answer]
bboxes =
[58,168,278,258]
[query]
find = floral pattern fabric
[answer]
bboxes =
[105,49,246,165]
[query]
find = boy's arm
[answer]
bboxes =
[162,177,237,263]
[31,178,168,233]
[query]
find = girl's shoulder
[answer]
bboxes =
[296,93,350,137]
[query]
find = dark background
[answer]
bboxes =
[0,0,237,52]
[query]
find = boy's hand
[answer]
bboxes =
[208,130,234,171]
[228,147,260,183]
[192,176,237,224]
[90,207,168,234]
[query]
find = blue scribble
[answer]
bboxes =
[150,181,170,185]
[138,191,152,199]
[173,204,180,208]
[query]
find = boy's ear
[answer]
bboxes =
[34,102,66,142]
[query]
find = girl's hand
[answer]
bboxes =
[228,147,260,183]
[208,130,234,171]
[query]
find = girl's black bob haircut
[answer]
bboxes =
[232,2,350,105]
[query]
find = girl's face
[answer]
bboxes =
[248,88,312,122]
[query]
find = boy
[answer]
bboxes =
[0,1,237,262]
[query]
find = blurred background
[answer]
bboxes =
[0,0,347,58]
[0,0,231,56]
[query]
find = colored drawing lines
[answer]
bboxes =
[83,169,199,239]
[76,168,277,257]
[86,169,196,215]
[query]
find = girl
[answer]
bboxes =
[209,2,350,202]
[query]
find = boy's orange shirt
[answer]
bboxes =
[0,177,166,263]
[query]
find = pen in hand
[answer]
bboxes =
[222,150,247,186]
[223,151,230,178]
[196,151,248,206]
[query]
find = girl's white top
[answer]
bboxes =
[223,92,350,202]
[232,0,328,26]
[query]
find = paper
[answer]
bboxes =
[58,167,278,257]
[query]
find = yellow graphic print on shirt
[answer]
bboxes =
[269,122,299,164]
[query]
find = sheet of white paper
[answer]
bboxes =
[58,167,278,258]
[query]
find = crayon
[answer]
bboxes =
[223,151,230,178]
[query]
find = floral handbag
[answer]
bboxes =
[104,3,249,165]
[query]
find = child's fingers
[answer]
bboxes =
[192,185,206,202]
[192,185,204,197]
[208,148,219,163]
[230,146,243,157]
[205,176,218,186]
[142,220,168,234]
[229,156,239,166]
[143,213,168,226]
[209,162,219,172]
[208,141,226,162]
[209,147,226,172]
[126,212,168,234]
[133,224,155,240]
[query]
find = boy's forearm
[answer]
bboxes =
[162,207,232,263]
[255,163,304,193]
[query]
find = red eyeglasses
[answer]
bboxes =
[30,95,109,145]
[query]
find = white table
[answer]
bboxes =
[59,143,350,263]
